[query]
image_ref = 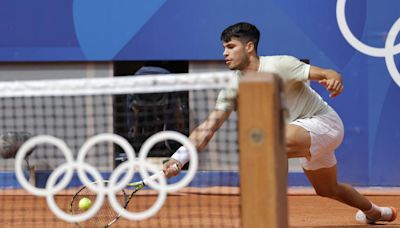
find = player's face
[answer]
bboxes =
[222,38,249,70]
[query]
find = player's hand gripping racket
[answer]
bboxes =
[69,164,178,228]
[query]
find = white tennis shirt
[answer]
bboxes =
[215,55,330,122]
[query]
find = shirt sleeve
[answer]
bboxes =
[276,56,310,82]
[214,88,237,111]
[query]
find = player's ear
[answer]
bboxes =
[246,41,255,53]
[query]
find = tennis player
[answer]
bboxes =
[163,22,397,224]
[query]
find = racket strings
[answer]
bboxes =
[70,187,128,227]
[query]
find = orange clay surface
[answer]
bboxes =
[1,187,399,228]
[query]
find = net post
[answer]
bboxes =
[239,72,287,228]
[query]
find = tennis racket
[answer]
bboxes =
[69,168,170,228]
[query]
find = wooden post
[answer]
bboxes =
[239,72,287,228]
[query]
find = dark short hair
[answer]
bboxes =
[220,22,260,52]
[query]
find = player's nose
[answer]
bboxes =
[223,49,229,57]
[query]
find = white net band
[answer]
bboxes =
[0,72,236,97]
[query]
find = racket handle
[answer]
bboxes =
[143,170,164,185]
[143,164,178,185]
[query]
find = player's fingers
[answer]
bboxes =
[330,80,340,90]
[171,164,181,176]
[163,166,170,177]
[164,167,174,178]
[328,80,342,92]
[330,88,342,98]
[318,79,327,86]
[172,163,180,170]
[334,81,343,91]
[165,163,181,178]
[330,80,339,90]
[326,80,335,90]
[163,162,173,177]
[334,83,344,94]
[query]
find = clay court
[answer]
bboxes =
[1,188,399,227]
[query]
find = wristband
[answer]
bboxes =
[171,146,190,165]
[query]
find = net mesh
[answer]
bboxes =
[0,72,240,228]
[69,185,128,228]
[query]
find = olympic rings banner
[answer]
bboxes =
[336,0,400,87]
[14,132,198,222]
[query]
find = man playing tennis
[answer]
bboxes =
[163,22,397,224]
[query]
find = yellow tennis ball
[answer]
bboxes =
[78,197,92,211]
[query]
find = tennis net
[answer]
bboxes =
[0,72,244,228]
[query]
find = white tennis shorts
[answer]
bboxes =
[290,108,344,170]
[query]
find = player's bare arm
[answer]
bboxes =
[309,65,343,98]
[190,109,231,151]
[164,109,231,177]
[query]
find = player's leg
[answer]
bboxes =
[303,165,373,210]
[303,165,397,223]
[286,123,374,210]
[286,123,372,209]
[286,124,379,210]
[288,110,397,224]
[285,124,311,158]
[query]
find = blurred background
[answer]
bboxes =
[0,0,399,187]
